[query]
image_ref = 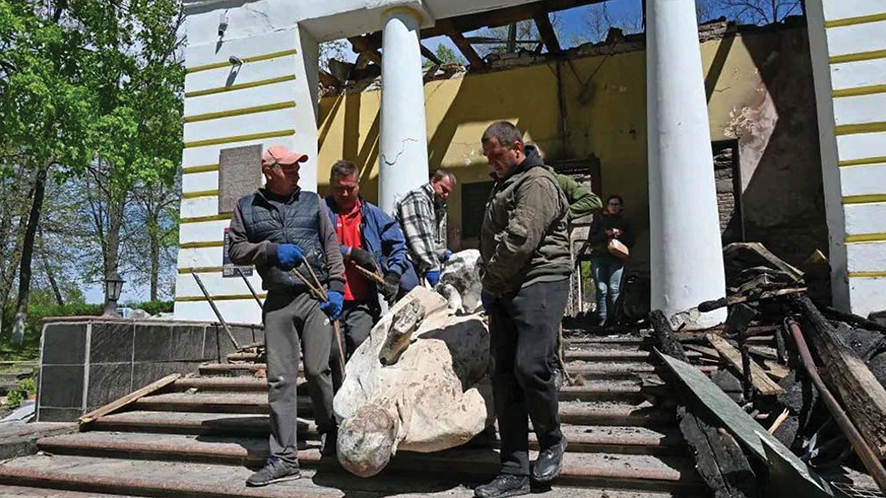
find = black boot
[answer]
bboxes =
[474,474,530,498]
[531,436,568,482]
[320,429,338,456]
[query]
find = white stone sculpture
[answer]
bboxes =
[437,249,483,314]
[333,286,492,477]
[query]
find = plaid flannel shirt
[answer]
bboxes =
[395,183,448,275]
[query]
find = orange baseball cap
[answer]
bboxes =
[262,146,309,167]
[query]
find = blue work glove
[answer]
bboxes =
[320,290,344,320]
[441,250,453,262]
[425,271,441,287]
[481,290,495,313]
[276,244,304,271]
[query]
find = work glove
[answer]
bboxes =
[276,244,305,271]
[480,290,496,313]
[349,247,378,272]
[441,250,453,262]
[320,290,344,320]
[425,270,440,287]
[381,271,400,303]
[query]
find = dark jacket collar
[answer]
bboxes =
[493,144,545,182]
[256,187,300,206]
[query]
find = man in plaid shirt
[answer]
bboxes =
[394,169,456,287]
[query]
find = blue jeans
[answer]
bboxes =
[592,256,624,323]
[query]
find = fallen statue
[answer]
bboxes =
[333,285,493,477]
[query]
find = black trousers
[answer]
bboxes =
[488,279,569,476]
[331,300,379,393]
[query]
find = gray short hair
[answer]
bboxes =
[481,121,523,149]
[330,160,358,182]
[431,168,457,186]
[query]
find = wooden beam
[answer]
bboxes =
[421,0,607,39]
[348,35,382,66]
[707,334,785,396]
[793,294,886,459]
[79,374,180,425]
[533,9,561,53]
[420,44,442,66]
[438,20,485,69]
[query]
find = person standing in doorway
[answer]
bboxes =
[477,122,572,498]
[588,195,635,327]
[394,170,456,287]
[228,146,345,486]
[324,160,414,392]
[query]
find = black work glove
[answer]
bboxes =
[381,271,400,303]
[349,247,378,272]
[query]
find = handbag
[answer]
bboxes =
[608,238,630,259]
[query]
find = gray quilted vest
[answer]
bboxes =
[239,189,328,292]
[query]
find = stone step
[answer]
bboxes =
[0,485,134,497]
[0,453,700,497]
[64,419,685,456]
[199,363,265,376]
[568,362,717,381]
[11,445,702,495]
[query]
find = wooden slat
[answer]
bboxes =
[79,374,181,425]
[706,334,784,395]
[438,20,486,69]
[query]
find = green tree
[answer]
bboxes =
[0,0,184,344]
[434,44,466,66]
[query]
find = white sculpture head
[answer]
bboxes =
[337,404,399,477]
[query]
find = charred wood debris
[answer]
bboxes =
[648,242,886,497]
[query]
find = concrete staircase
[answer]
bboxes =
[0,332,712,497]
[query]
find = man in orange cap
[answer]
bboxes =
[229,145,346,487]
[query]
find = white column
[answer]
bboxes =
[647,0,727,328]
[379,7,429,214]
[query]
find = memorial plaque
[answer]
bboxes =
[218,144,262,214]
[223,227,253,278]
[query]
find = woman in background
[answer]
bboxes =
[588,195,635,327]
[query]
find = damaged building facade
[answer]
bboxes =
[173,0,886,325]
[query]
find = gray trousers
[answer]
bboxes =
[331,301,379,392]
[263,291,335,465]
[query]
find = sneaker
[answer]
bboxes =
[474,474,530,498]
[245,458,301,487]
[320,430,337,457]
[531,436,568,482]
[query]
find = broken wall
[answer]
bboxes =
[317,22,827,274]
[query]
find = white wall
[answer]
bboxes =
[806,0,886,317]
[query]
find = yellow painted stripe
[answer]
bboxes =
[185,49,299,74]
[176,294,267,302]
[849,271,886,278]
[843,194,886,205]
[835,121,886,135]
[185,75,297,98]
[182,164,220,174]
[846,233,886,243]
[184,129,295,149]
[182,189,219,199]
[177,267,224,274]
[833,84,886,98]
[180,213,233,224]
[180,241,225,249]
[183,101,296,123]
[826,12,886,28]
[831,49,886,64]
[839,155,886,167]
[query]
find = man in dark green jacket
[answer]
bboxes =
[526,143,602,222]
[476,122,572,498]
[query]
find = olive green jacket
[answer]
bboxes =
[479,149,572,297]
[553,172,602,222]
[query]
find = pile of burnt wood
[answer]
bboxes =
[652,242,886,497]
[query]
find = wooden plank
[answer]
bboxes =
[707,334,784,395]
[794,294,886,459]
[79,374,181,425]
[684,344,720,359]
[749,346,778,361]
[438,20,486,69]
[658,352,833,496]
[762,360,790,381]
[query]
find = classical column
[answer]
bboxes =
[647,0,727,328]
[379,7,429,214]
